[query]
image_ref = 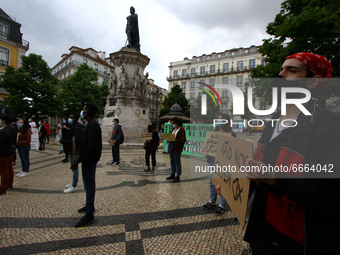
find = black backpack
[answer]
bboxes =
[119,129,124,144]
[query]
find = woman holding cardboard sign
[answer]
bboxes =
[165,117,186,182]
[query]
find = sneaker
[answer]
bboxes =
[173,176,180,183]
[202,202,216,209]
[112,162,119,166]
[16,172,25,177]
[64,186,77,193]
[144,167,151,172]
[65,183,72,188]
[215,206,226,215]
[166,174,175,180]
[18,172,29,177]
[78,206,96,214]
[75,215,95,228]
[106,161,114,165]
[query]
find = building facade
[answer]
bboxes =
[51,46,114,84]
[0,8,29,113]
[147,79,168,121]
[167,45,264,115]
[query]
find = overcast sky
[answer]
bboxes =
[1,0,283,89]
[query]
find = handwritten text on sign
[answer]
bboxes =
[212,134,253,229]
[201,131,231,157]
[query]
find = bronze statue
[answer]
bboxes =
[126,6,140,50]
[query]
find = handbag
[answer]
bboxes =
[143,140,147,150]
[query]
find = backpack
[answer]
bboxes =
[119,128,124,144]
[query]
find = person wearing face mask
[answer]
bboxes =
[28,117,36,129]
[243,53,340,255]
[165,117,186,182]
[73,103,102,228]
[202,114,236,215]
[63,114,84,193]
[144,122,159,172]
[16,119,32,178]
[0,114,16,195]
[38,120,47,151]
[108,118,124,166]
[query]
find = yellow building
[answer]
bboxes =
[0,8,29,113]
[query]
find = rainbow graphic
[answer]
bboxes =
[197,82,223,107]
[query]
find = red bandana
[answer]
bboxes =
[285,52,333,78]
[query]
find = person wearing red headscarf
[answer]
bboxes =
[243,53,340,255]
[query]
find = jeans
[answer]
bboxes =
[112,143,120,163]
[82,161,97,216]
[18,146,30,172]
[208,162,227,208]
[68,154,80,188]
[169,143,182,176]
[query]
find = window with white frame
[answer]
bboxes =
[236,75,243,85]
[237,61,243,71]
[210,64,215,74]
[199,79,205,87]
[249,59,255,68]
[104,68,108,75]
[209,78,215,87]
[0,47,9,66]
[94,63,98,71]
[222,77,229,84]
[191,67,195,76]
[190,81,195,90]
[222,90,228,100]
[181,81,186,90]
[182,69,186,77]
[200,66,205,75]
[190,92,195,101]
[223,63,229,72]
[173,70,178,78]
[0,22,9,37]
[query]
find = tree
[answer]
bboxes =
[0,54,59,118]
[58,63,109,118]
[159,84,190,117]
[190,92,220,122]
[252,0,340,105]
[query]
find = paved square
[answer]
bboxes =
[0,140,249,254]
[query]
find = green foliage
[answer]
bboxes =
[0,54,59,118]
[57,63,109,118]
[159,84,190,117]
[252,0,340,104]
[190,92,220,122]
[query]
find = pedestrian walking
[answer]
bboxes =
[202,114,236,215]
[166,117,186,182]
[0,114,16,195]
[243,53,340,255]
[16,119,32,178]
[144,122,159,172]
[63,114,83,193]
[73,103,102,228]
[108,118,124,165]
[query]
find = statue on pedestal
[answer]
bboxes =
[118,66,128,96]
[126,6,140,50]
[107,69,117,106]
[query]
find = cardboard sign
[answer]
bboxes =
[30,128,39,150]
[201,131,231,157]
[140,132,153,140]
[212,134,253,229]
[163,133,175,141]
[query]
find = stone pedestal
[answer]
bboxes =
[101,47,151,143]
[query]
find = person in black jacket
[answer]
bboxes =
[144,122,159,172]
[108,118,123,165]
[38,120,47,151]
[63,114,83,193]
[244,53,339,255]
[73,103,102,228]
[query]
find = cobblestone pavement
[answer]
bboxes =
[0,140,249,255]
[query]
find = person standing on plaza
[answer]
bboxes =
[38,120,47,151]
[73,103,102,227]
[144,122,159,172]
[202,114,236,215]
[243,53,340,255]
[166,117,186,182]
[16,119,32,178]
[28,117,36,129]
[60,117,69,162]
[44,119,50,144]
[63,114,83,193]
[108,118,124,166]
[0,114,17,195]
